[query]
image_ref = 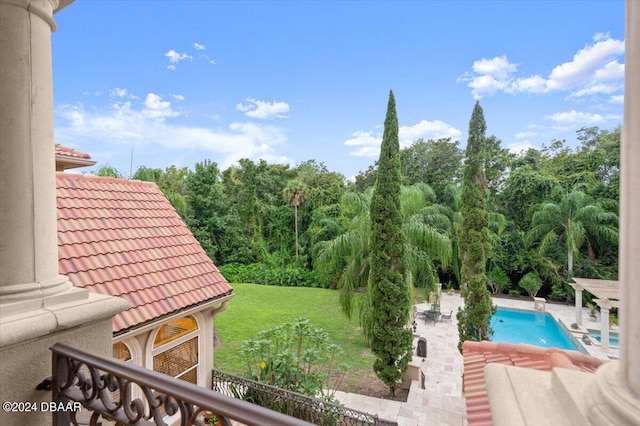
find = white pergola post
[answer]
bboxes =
[594,299,611,353]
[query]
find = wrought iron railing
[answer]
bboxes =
[49,343,314,426]
[211,369,397,426]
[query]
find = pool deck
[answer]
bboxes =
[333,293,618,426]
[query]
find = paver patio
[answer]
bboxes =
[334,293,618,426]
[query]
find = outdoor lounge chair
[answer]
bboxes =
[440,310,453,322]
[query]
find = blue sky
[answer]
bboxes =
[52,1,624,180]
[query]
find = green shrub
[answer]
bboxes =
[241,318,345,400]
[486,267,510,295]
[508,289,521,297]
[219,263,320,288]
[518,272,543,298]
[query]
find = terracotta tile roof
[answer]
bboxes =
[462,340,603,426]
[55,144,92,159]
[56,173,233,334]
[55,144,97,171]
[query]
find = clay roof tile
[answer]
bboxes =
[57,173,232,333]
[462,340,603,426]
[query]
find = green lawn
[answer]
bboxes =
[213,283,376,392]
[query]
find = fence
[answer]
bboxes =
[211,369,398,426]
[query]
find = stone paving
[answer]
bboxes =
[333,293,617,426]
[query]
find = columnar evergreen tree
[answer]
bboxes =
[368,91,412,396]
[457,101,494,351]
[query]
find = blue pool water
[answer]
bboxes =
[588,329,620,347]
[490,307,578,351]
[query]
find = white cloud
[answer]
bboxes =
[201,54,216,65]
[172,94,185,101]
[193,42,206,51]
[54,94,289,171]
[110,88,132,98]
[164,50,192,70]
[472,55,517,79]
[515,131,538,139]
[344,131,381,158]
[142,93,180,119]
[569,83,621,98]
[507,141,536,154]
[594,60,625,82]
[546,35,624,91]
[236,97,290,119]
[468,74,512,99]
[399,120,462,148]
[344,120,461,158]
[458,34,625,99]
[510,75,547,94]
[609,95,624,104]
[546,110,605,124]
[593,32,610,42]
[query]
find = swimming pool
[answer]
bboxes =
[588,329,620,347]
[490,307,579,351]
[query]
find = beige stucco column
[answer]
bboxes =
[0,0,72,311]
[584,3,640,424]
[620,0,640,398]
[0,2,127,425]
[569,282,583,325]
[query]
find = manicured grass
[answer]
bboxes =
[213,283,376,391]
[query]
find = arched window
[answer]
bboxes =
[113,342,132,362]
[152,315,199,384]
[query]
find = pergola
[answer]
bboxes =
[570,278,619,353]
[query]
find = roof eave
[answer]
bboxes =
[55,155,97,171]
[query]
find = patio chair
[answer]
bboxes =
[440,310,453,322]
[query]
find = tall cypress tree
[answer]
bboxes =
[457,101,494,352]
[369,91,412,396]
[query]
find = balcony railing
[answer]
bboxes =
[50,343,314,426]
[211,369,397,426]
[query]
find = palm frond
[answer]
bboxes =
[403,222,452,268]
[538,231,559,256]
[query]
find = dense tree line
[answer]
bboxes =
[96,123,619,306]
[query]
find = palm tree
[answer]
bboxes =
[525,189,618,279]
[316,183,452,342]
[283,180,308,260]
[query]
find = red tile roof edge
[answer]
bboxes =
[462,340,604,426]
[112,290,233,336]
[55,143,92,159]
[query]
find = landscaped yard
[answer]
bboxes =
[213,283,382,394]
